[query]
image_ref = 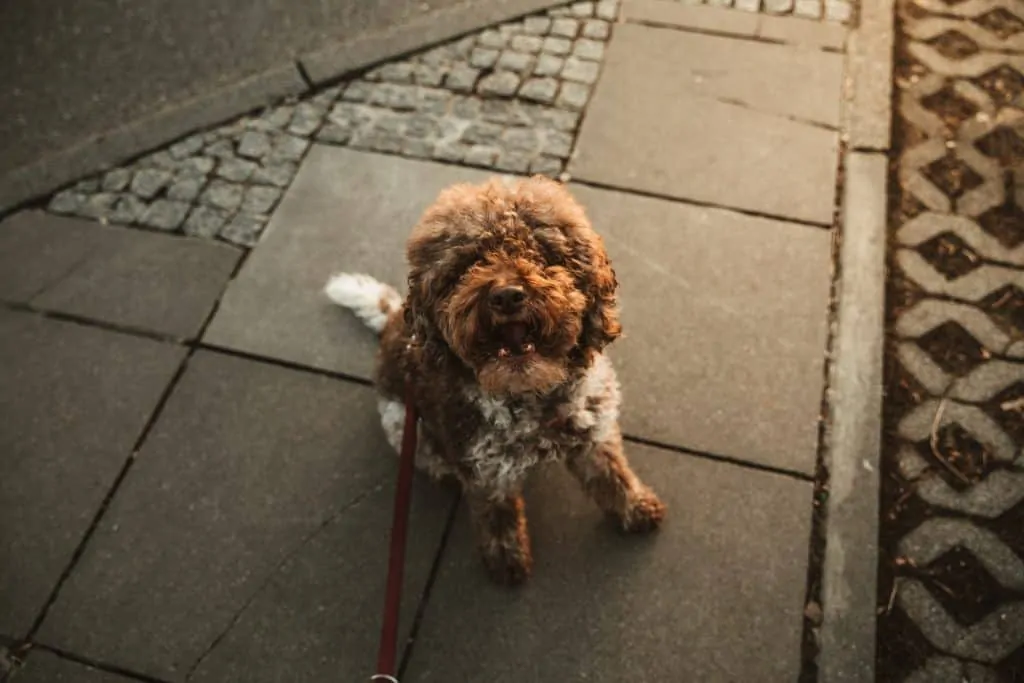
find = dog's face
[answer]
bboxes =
[405,176,621,396]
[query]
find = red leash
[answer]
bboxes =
[372,382,418,683]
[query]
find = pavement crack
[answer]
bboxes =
[183,481,386,680]
[709,94,838,132]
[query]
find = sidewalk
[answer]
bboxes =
[0,0,920,680]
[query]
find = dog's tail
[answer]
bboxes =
[324,273,402,335]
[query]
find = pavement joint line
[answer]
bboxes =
[194,342,375,388]
[184,480,392,679]
[818,149,889,683]
[569,177,837,229]
[189,342,812,485]
[0,301,186,346]
[623,16,844,52]
[397,496,463,679]
[797,141,846,683]
[25,643,175,683]
[621,434,816,482]
[24,347,195,642]
[295,60,316,91]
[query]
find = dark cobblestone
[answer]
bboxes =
[201,180,244,212]
[101,169,132,192]
[130,169,172,200]
[216,158,258,182]
[167,176,206,202]
[520,77,559,104]
[220,213,264,247]
[478,71,522,96]
[140,199,191,231]
[240,186,282,215]
[183,206,229,238]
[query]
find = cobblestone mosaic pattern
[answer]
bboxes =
[879,0,1024,680]
[666,0,853,23]
[46,0,619,247]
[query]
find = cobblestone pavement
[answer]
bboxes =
[879,0,1024,679]
[45,0,622,247]
[669,0,853,22]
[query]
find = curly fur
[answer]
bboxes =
[327,175,664,584]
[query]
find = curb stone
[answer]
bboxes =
[0,64,308,217]
[818,1,897,677]
[819,150,888,683]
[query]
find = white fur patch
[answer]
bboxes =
[324,272,401,334]
[460,353,622,496]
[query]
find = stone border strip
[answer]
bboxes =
[817,0,895,678]
[0,0,566,217]
[818,151,887,683]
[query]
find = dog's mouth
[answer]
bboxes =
[495,321,535,359]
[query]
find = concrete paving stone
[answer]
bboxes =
[572,184,832,473]
[204,147,497,378]
[0,212,109,303]
[25,223,239,339]
[793,0,823,17]
[14,650,137,682]
[36,350,441,680]
[405,444,813,681]
[0,211,240,339]
[188,476,454,683]
[570,23,841,224]
[758,14,849,50]
[0,309,185,637]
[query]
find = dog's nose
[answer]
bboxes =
[489,285,526,313]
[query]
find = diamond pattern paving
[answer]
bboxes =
[881,0,1024,677]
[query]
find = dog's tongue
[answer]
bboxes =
[502,322,529,351]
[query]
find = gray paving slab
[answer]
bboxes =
[405,443,814,682]
[37,350,450,681]
[622,0,760,37]
[204,145,496,377]
[757,14,848,49]
[574,184,832,474]
[188,481,455,683]
[569,22,842,224]
[0,211,241,339]
[0,310,185,637]
[13,651,136,683]
[0,212,111,303]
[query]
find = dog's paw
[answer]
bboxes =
[618,488,666,534]
[480,542,533,586]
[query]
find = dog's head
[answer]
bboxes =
[405,176,620,396]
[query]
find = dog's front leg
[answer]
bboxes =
[466,486,532,585]
[566,428,666,533]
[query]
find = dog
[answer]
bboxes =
[325,175,665,584]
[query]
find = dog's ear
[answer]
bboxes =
[575,231,622,357]
[515,177,622,359]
